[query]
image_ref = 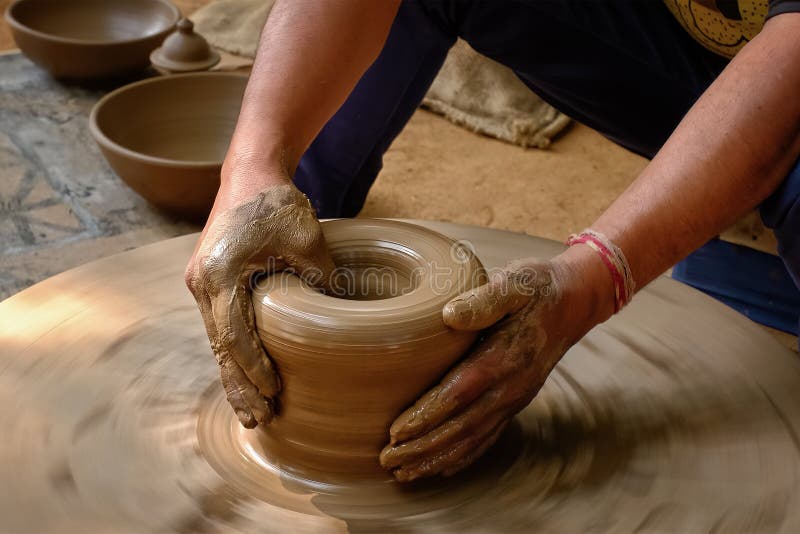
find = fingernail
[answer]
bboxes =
[393,468,415,483]
[252,399,275,427]
[443,300,472,327]
[391,428,412,444]
[389,419,406,442]
[236,409,257,429]
[378,447,394,469]
[390,415,416,444]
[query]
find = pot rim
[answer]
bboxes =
[89,72,249,169]
[5,0,180,47]
[254,219,487,330]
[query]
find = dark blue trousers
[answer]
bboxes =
[294,0,800,295]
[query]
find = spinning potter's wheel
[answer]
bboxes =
[1,220,800,532]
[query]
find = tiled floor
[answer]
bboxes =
[0,0,212,300]
[0,53,197,299]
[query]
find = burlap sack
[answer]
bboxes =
[191,0,570,148]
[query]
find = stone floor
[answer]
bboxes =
[0,52,197,299]
[0,0,211,300]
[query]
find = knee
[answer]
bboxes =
[760,159,800,286]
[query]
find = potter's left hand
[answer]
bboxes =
[380,254,608,482]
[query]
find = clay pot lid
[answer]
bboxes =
[150,18,220,73]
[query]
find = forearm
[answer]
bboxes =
[224,0,400,187]
[590,14,800,293]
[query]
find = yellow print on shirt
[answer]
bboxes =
[664,0,769,58]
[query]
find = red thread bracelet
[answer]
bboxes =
[566,230,635,313]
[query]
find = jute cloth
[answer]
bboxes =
[191,0,571,148]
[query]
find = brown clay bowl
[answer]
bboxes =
[5,0,179,79]
[249,219,487,480]
[89,73,248,221]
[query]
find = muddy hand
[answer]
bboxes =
[380,258,590,482]
[185,183,336,429]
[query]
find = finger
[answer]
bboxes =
[381,387,506,469]
[190,279,260,427]
[443,264,549,331]
[276,209,339,294]
[440,420,509,477]
[211,280,282,404]
[285,241,338,294]
[200,211,283,403]
[201,284,274,426]
[219,357,265,428]
[391,419,509,483]
[389,330,514,444]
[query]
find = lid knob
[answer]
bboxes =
[177,18,194,34]
[150,17,221,73]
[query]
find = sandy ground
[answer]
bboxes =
[0,0,795,350]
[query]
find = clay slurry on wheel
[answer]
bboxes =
[2,221,800,532]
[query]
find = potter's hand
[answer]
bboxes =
[380,256,606,482]
[185,178,336,429]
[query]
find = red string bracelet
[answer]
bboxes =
[566,230,635,313]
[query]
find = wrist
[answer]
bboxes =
[223,107,307,180]
[214,143,296,213]
[551,244,616,332]
[221,143,293,188]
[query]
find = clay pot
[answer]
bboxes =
[89,73,248,222]
[251,219,486,479]
[5,0,179,79]
[150,18,220,74]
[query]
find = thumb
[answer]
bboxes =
[443,265,545,330]
[289,245,338,294]
[275,200,339,294]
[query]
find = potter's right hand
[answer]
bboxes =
[185,174,336,429]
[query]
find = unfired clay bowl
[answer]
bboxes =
[5,0,179,79]
[90,73,248,221]
[250,219,487,480]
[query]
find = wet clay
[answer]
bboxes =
[2,221,800,532]
[379,257,566,482]
[90,73,249,221]
[186,184,337,427]
[250,219,486,479]
[6,0,179,79]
